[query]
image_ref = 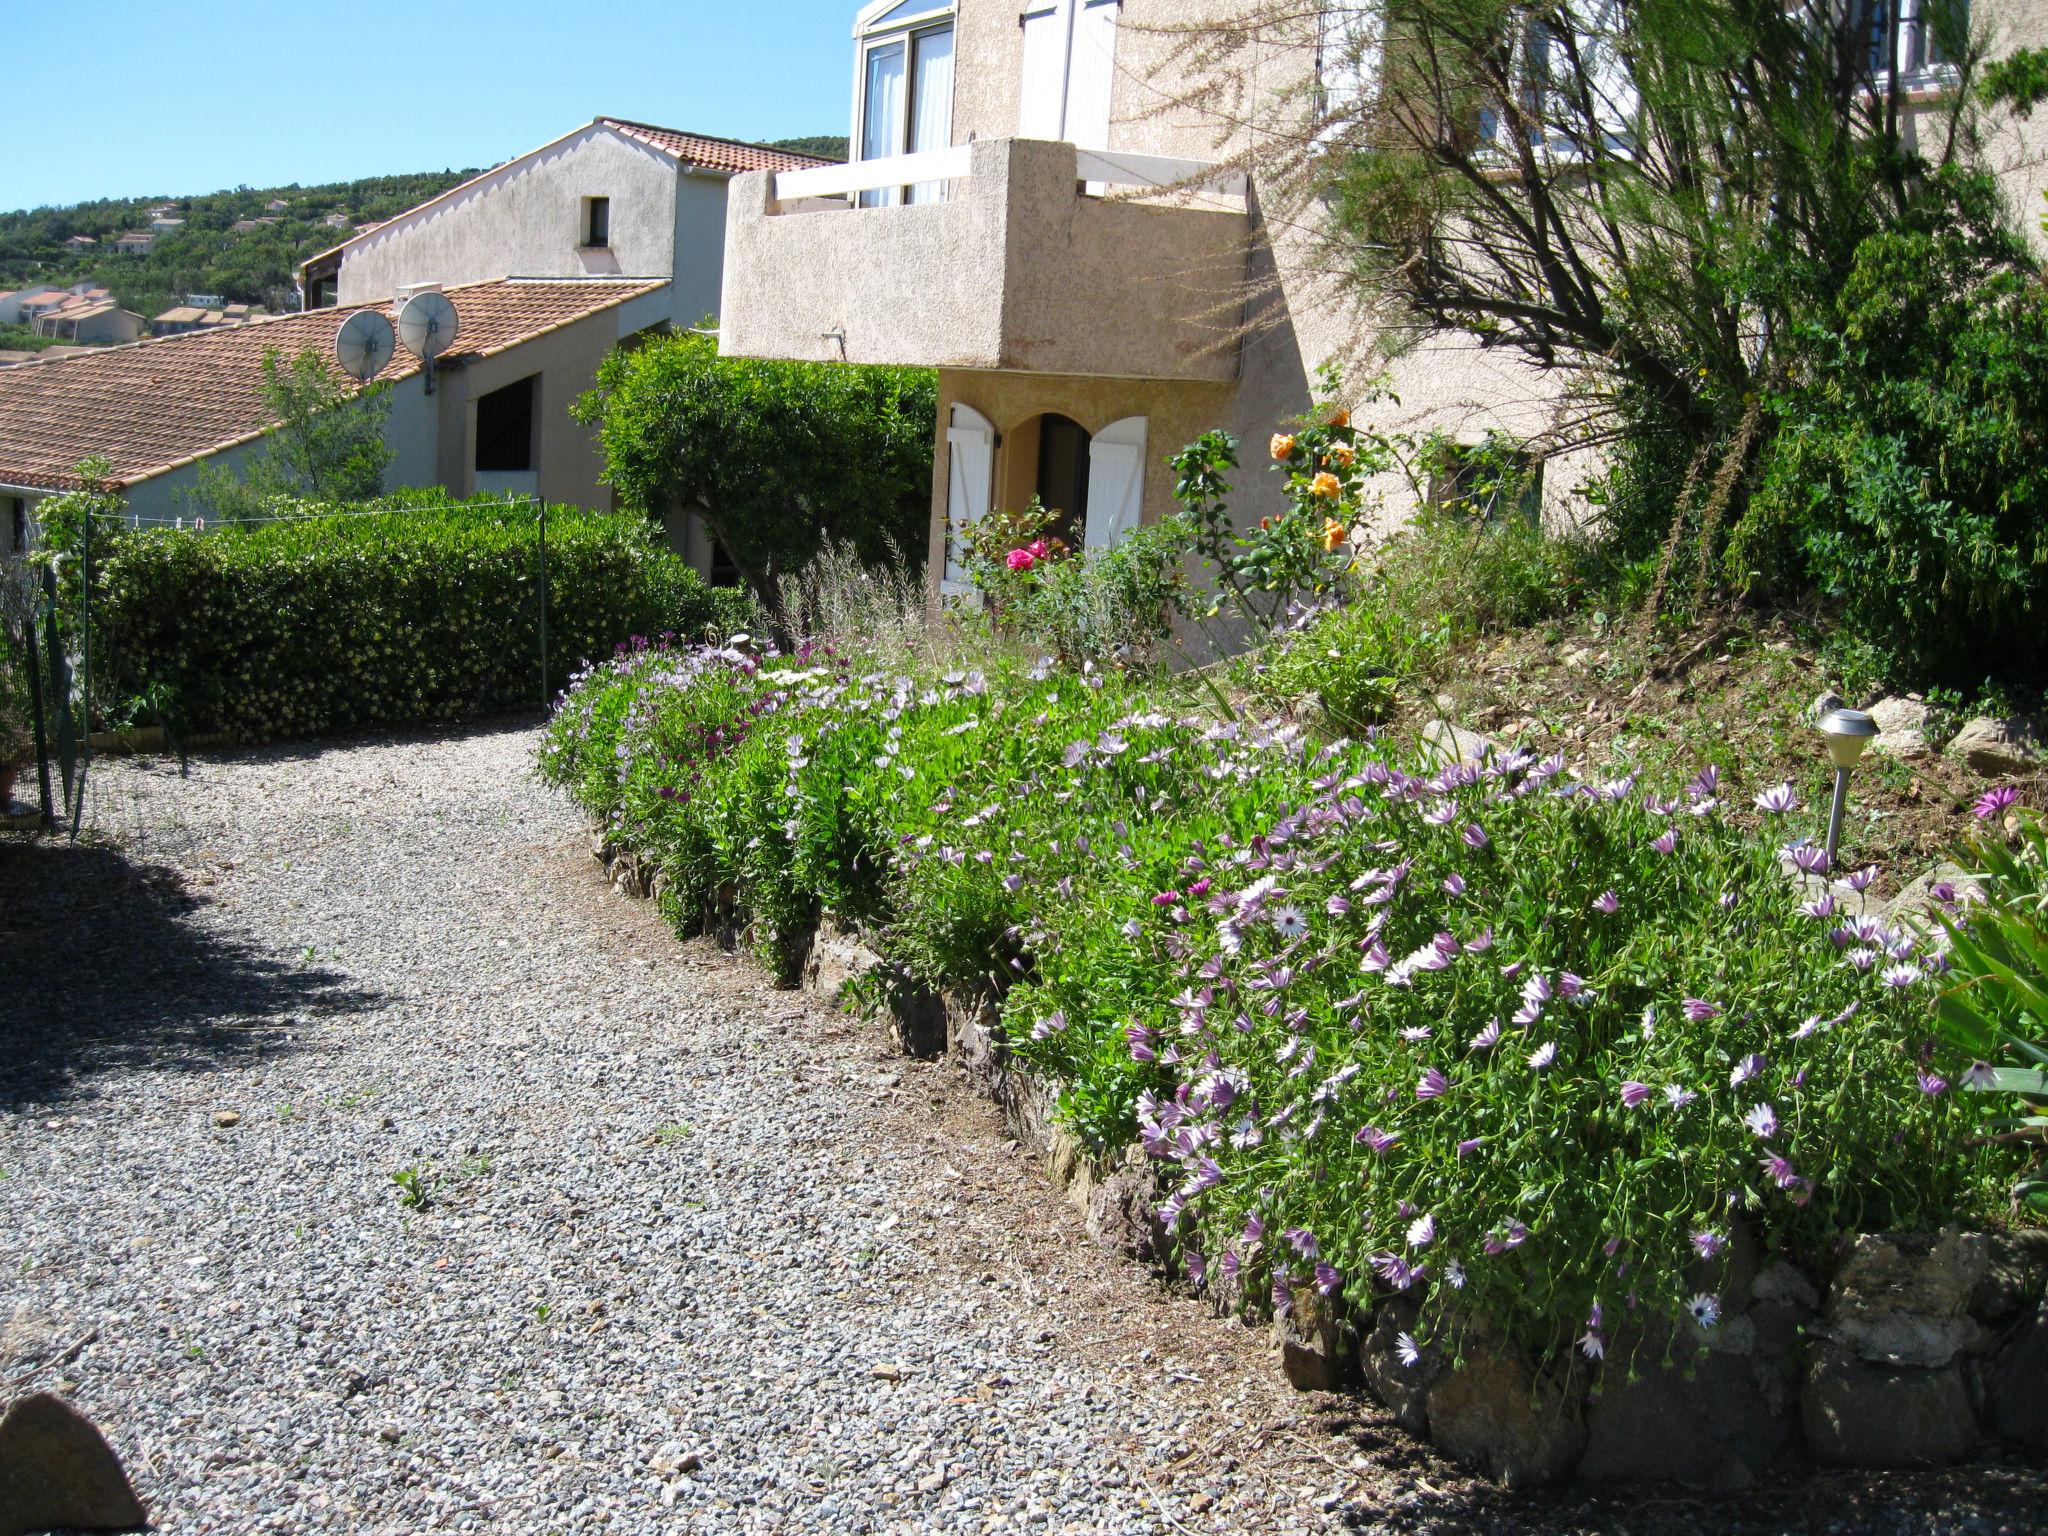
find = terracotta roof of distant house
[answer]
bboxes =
[597,119,836,175]
[0,276,666,493]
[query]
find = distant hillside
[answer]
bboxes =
[764,136,849,162]
[0,169,480,320]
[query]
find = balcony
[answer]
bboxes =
[718,137,1249,383]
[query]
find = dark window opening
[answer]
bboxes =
[475,375,537,474]
[7,496,26,553]
[708,533,743,589]
[584,196,611,248]
[1035,413,1091,548]
[1427,441,1542,525]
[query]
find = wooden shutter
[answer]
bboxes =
[942,404,995,598]
[1063,0,1119,150]
[1018,3,1071,140]
[1083,414,1148,550]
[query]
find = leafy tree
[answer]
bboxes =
[191,347,392,517]
[573,328,937,616]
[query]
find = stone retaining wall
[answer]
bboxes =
[590,829,2048,1488]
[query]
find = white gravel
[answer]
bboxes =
[6,721,2038,1536]
[0,722,1363,1535]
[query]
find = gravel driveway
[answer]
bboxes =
[1,721,2038,1535]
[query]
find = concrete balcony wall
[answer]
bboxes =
[719,137,1245,383]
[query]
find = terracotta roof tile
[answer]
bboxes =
[597,119,838,174]
[0,277,666,493]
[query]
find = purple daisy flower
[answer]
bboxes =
[1416,1067,1451,1100]
[1593,889,1620,914]
[1394,1332,1422,1368]
[1455,1136,1484,1158]
[1442,872,1467,896]
[1461,823,1490,850]
[1527,1041,1558,1071]
[1650,827,1680,856]
[1963,1060,2000,1090]
[1917,1072,1948,1096]
[1974,784,2020,820]
[1743,1103,1779,1139]
[1407,1213,1436,1248]
[1683,998,1721,1023]
[1618,1081,1652,1109]
[1691,1229,1726,1260]
[1467,1018,1502,1052]
[1353,1124,1400,1153]
[1729,1054,1765,1087]
[1664,1083,1697,1109]
[1313,1262,1343,1297]
[1754,781,1801,814]
[1847,864,1878,893]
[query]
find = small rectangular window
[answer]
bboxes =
[475,375,537,473]
[583,196,610,248]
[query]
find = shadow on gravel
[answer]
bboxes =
[0,839,382,1109]
[1313,1406,2045,1532]
[191,709,547,767]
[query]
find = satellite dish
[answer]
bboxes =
[334,309,394,382]
[397,290,458,361]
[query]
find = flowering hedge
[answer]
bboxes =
[540,641,2017,1364]
[87,496,749,742]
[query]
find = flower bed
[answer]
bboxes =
[541,638,2036,1480]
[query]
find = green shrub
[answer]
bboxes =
[87,494,751,742]
[540,635,2022,1364]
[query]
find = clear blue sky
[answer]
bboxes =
[2,0,861,212]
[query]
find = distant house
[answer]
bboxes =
[62,234,96,253]
[112,231,153,254]
[321,212,350,229]
[263,198,290,213]
[34,300,143,345]
[0,277,672,525]
[151,306,211,336]
[230,219,267,234]
[0,286,64,325]
[148,215,184,234]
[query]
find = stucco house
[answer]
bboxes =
[0,278,671,531]
[717,0,2048,608]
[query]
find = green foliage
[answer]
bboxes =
[82,493,749,742]
[761,136,850,161]
[1729,172,2048,687]
[541,632,2022,1358]
[0,624,32,766]
[1935,803,2048,1216]
[391,1166,434,1210]
[959,497,1185,669]
[190,347,394,518]
[574,328,936,614]
[1978,46,2048,119]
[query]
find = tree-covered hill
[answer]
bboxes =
[0,169,481,318]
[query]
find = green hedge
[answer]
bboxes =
[89,495,752,742]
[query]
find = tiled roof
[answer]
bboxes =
[597,119,837,174]
[0,277,666,493]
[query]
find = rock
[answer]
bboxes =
[1420,719,1495,768]
[1084,1165,1163,1263]
[1274,1290,1355,1392]
[1946,716,2043,777]
[1357,1301,1436,1434]
[0,1392,147,1536]
[1866,696,1931,757]
[801,923,882,1002]
[1807,690,1847,724]
[1885,863,1987,931]
[650,1442,702,1476]
[1819,1229,1988,1368]
[1802,1343,1979,1466]
[884,978,946,1060]
[1579,1338,1796,1485]
[1750,1262,1821,1313]
[1984,1302,2048,1454]
[1969,1231,2048,1323]
[211,1109,241,1128]
[1424,1349,1585,1487]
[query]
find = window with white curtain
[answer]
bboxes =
[1850,0,1969,87]
[851,1,956,207]
[1017,0,1121,149]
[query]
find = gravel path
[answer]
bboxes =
[1,721,2038,1535]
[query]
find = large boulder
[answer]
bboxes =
[1357,1300,1438,1435]
[1984,1302,2048,1455]
[1420,720,1495,768]
[1424,1350,1586,1487]
[1802,1344,1979,1466]
[1275,1289,1356,1393]
[0,1393,147,1536]
[1580,1342,1798,1486]
[1085,1164,1163,1263]
[1817,1229,1988,1369]
[1945,716,2043,777]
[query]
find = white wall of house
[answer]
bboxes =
[333,127,691,317]
[669,172,733,328]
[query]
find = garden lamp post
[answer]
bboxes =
[1818,708,1879,868]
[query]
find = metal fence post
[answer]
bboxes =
[537,496,549,713]
[42,565,72,812]
[70,508,92,840]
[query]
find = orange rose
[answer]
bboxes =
[1269,433,1297,461]
[1321,517,1347,552]
[1309,471,1342,500]
[1329,408,1350,428]
[1330,444,1356,469]
[1259,516,1272,530]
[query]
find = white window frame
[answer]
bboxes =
[850,0,957,206]
[1854,0,1968,94]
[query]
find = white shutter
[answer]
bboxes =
[1083,414,1147,550]
[1018,3,1071,140]
[942,403,995,596]
[1063,0,1119,151]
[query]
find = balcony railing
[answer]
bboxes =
[770,144,1248,206]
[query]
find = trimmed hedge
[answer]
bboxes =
[89,495,752,742]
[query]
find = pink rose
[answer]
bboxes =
[1006,548,1036,572]
[1027,539,1049,560]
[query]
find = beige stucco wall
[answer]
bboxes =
[336,129,682,307]
[721,137,1246,381]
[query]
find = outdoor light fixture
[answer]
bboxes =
[1817,708,1880,867]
